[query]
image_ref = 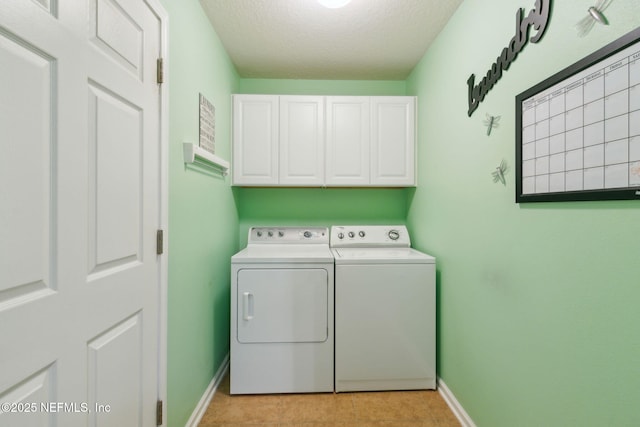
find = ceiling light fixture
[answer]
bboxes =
[318,0,352,9]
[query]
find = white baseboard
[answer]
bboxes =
[184,353,230,427]
[438,377,476,427]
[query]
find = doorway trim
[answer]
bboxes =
[143,0,169,424]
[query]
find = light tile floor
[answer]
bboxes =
[199,373,461,427]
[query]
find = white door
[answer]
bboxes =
[0,1,163,426]
[279,96,325,186]
[232,95,279,185]
[325,96,371,186]
[370,97,416,186]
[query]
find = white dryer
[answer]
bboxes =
[331,225,436,392]
[230,227,334,394]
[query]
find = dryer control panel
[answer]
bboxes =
[248,227,328,244]
[330,225,411,248]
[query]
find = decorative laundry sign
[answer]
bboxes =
[467,0,552,117]
[199,93,216,154]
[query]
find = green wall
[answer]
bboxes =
[234,79,410,244]
[161,1,239,426]
[406,1,640,426]
[234,187,411,247]
[238,78,406,95]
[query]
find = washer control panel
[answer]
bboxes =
[330,225,411,248]
[249,227,328,244]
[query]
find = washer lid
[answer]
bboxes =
[332,247,435,264]
[232,244,334,264]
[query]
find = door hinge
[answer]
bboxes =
[156,400,163,425]
[156,58,164,84]
[156,229,164,255]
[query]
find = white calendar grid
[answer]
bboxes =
[521,44,640,195]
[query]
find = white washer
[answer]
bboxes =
[331,225,436,392]
[231,226,334,394]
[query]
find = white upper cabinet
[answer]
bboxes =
[232,95,279,185]
[279,96,325,186]
[232,95,416,187]
[371,97,416,186]
[325,96,370,186]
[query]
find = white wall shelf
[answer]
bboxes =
[183,142,229,176]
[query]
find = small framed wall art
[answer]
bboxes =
[199,93,216,155]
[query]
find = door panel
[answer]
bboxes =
[88,313,143,426]
[0,30,55,305]
[90,0,144,79]
[232,95,279,185]
[88,82,142,277]
[325,96,370,186]
[237,269,328,343]
[370,97,416,186]
[0,365,55,427]
[279,96,325,185]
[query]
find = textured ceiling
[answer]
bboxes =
[199,0,464,80]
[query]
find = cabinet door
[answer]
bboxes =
[279,96,325,186]
[370,97,416,186]
[232,95,279,185]
[325,97,370,186]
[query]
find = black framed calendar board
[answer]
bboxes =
[516,27,640,203]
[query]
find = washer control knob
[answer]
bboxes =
[278,231,284,237]
[256,231,263,237]
[304,230,312,238]
[338,232,344,239]
[359,231,366,238]
[388,229,400,240]
[348,231,355,238]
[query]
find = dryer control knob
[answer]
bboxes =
[388,230,400,240]
[348,231,355,238]
[268,231,274,237]
[338,232,344,239]
[359,231,366,237]
[304,231,312,238]
[257,231,263,237]
[278,231,284,237]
